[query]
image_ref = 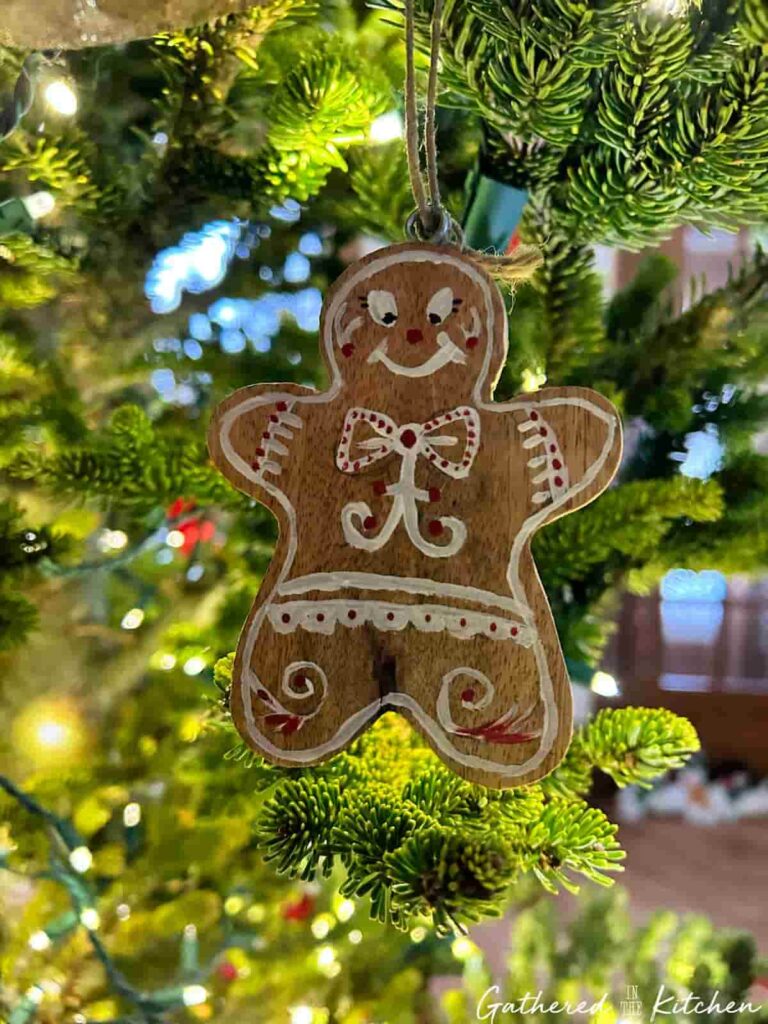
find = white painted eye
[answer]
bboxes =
[426,287,454,325]
[367,290,398,327]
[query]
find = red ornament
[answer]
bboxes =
[281,892,316,922]
[217,961,239,982]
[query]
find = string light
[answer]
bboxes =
[121,607,145,630]
[69,846,93,873]
[311,915,331,939]
[348,929,362,944]
[335,898,355,922]
[521,367,547,393]
[182,984,208,1007]
[451,936,476,960]
[166,529,185,548]
[13,697,86,766]
[80,907,101,931]
[183,656,206,677]
[410,926,427,943]
[44,80,78,116]
[28,930,51,951]
[290,1008,314,1024]
[590,671,620,698]
[369,110,404,143]
[123,802,141,827]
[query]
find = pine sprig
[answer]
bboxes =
[245,704,699,932]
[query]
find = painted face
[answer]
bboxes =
[328,249,503,397]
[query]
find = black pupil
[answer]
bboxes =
[382,312,397,324]
[429,313,442,324]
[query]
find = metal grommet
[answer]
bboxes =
[405,207,455,245]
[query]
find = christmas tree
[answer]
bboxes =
[1,0,766,1020]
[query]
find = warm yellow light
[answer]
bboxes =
[123,802,141,827]
[182,985,208,1007]
[80,907,100,931]
[290,1008,314,1024]
[69,846,93,873]
[121,608,144,630]
[317,945,336,967]
[521,367,547,393]
[348,929,363,944]
[335,898,355,922]
[28,930,51,951]
[369,111,403,144]
[590,670,620,698]
[311,915,331,939]
[183,656,206,677]
[410,926,427,943]
[166,529,185,548]
[13,698,87,768]
[451,936,476,960]
[44,80,78,116]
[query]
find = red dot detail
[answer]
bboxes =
[428,519,444,536]
[341,343,354,358]
[342,461,349,470]
[425,614,431,622]
[353,461,360,470]
[255,447,265,456]
[387,612,395,621]
[281,613,290,623]
[550,444,557,452]
[428,487,441,503]
[460,617,467,627]
[251,460,260,470]
[461,688,475,702]
[539,427,547,436]
[554,476,563,486]
[530,411,539,421]
[317,613,325,622]
[511,626,518,637]
[262,431,270,439]
[400,428,417,449]
[466,336,479,349]
[373,480,387,496]
[348,609,357,620]
[490,622,497,632]
[441,460,449,468]
[269,413,278,423]
[552,459,562,469]
[352,411,359,419]
[429,453,436,461]
[386,425,393,434]
[363,515,377,530]
[276,401,288,412]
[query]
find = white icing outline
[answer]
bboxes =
[367,330,466,377]
[335,405,480,558]
[216,247,619,779]
[267,599,534,644]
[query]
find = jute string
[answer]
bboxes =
[403,0,542,284]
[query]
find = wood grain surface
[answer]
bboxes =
[208,243,622,787]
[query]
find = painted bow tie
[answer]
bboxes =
[335,405,482,558]
[335,405,481,480]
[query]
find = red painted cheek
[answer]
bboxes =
[341,343,355,358]
[406,328,423,344]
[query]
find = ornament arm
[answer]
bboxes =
[496,386,622,520]
[207,383,317,509]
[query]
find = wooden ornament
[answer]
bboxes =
[208,243,622,788]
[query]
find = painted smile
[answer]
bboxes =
[367,331,467,378]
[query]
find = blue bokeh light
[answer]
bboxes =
[145,220,243,314]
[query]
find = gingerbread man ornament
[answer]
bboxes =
[208,243,622,787]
